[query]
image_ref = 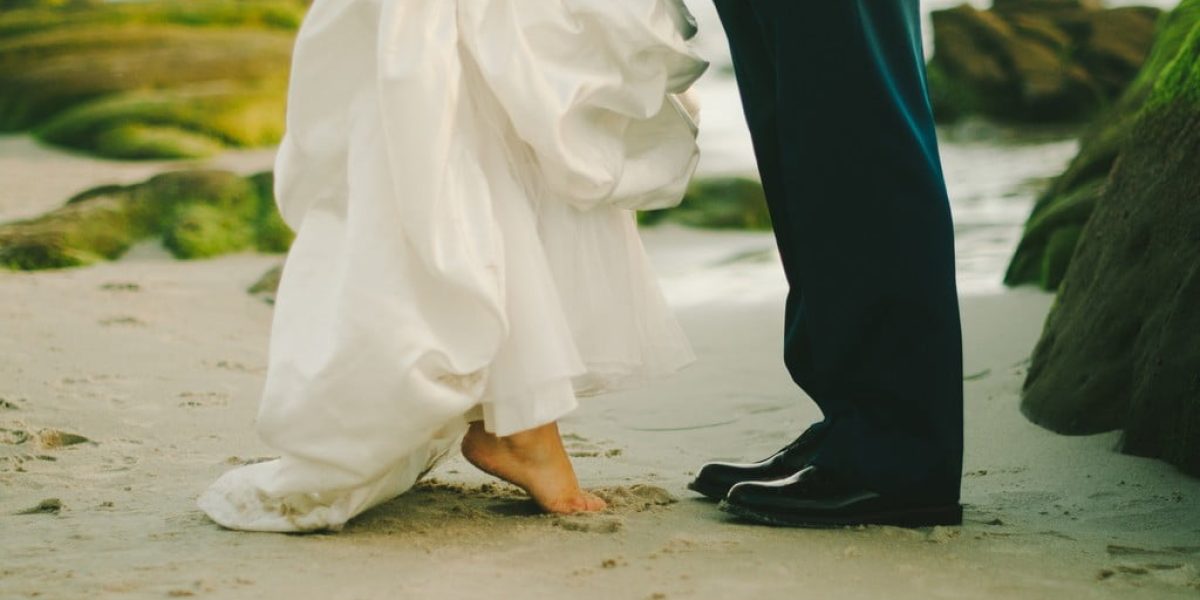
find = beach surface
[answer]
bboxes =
[2,1,1197,592]
[2,228,1198,599]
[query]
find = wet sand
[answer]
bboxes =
[1,238,1198,599]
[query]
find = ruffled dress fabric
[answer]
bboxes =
[197,0,707,532]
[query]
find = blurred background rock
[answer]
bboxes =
[0,0,302,160]
[928,0,1162,123]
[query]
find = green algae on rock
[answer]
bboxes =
[1021,107,1200,477]
[1020,4,1200,476]
[3,171,764,272]
[0,170,292,270]
[0,0,302,159]
[1005,0,1200,290]
[248,263,283,304]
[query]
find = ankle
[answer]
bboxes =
[501,422,559,450]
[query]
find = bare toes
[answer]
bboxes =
[583,492,607,512]
[547,492,607,514]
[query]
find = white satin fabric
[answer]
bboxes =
[198,0,707,532]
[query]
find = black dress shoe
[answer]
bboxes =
[688,422,829,500]
[718,466,962,528]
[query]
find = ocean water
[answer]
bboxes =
[683,0,1179,295]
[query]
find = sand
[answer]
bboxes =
[2,227,1199,599]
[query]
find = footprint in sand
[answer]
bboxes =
[58,374,122,389]
[653,534,741,556]
[99,282,141,292]
[561,433,624,459]
[392,480,675,533]
[599,557,628,568]
[1107,544,1200,557]
[553,515,625,533]
[1097,563,1200,589]
[592,484,677,512]
[1101,545,1200,589]
[568,448,624,458]
[0,426,31,445]
[178,391,230,408]
[99,316,146,327]
[99,453,138,472]
[210,360,265,374]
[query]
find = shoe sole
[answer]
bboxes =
[718,499,963,529]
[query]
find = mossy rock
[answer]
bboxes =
[0,1,99,11]
[248,172,293,252]
[0,170,291,270]
[1006,179,1102,289]
[164,203,257,258]
[33,83,286,159]
[1147,18,1200,109]
[1021,2,1200,476]
[0,190,155,269]
[641,177,771,231]
[928,0,1160,124]
[248,263,284,303]
[0,0,302,39]
[0,0,302,159]
[1006,0,1200,290]
[1021,104,1200,476]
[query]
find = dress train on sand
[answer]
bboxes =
[197,0,707,532]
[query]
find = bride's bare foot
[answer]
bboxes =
[461,421,607,515]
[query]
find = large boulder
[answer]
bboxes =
[1021,7,1200,476]
[1005,0,1200,290]
[928,0,1161,123]
[0,0,304,159]
[0,170,291,270]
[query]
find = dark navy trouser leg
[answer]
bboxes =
[714,0,964,502]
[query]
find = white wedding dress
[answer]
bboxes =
[197,0,708,532]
